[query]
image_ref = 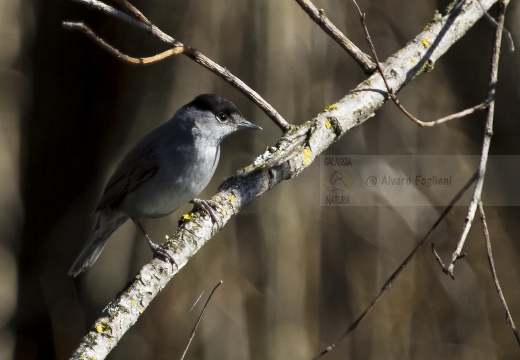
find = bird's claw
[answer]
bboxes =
[149,242,176,266]
[190,198,221,228]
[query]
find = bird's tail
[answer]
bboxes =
[68,210,128,277]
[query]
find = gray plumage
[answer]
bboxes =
[69,94,261,276]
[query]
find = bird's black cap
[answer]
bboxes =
[187,94,243,117]
[185,94,261,131]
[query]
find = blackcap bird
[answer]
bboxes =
[68,94,262,276]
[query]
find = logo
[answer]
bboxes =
[323,168,353,194]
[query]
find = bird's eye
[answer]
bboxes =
[216,113,229,123]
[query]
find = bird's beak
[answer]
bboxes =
[238,118,262,131]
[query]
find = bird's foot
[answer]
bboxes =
[132,218,176,268]
[146,237,176,265]
[190,198,221,228]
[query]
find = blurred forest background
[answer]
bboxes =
[2,0,520,359]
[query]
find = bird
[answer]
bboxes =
[68,94,262,276]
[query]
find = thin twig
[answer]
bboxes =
[63,22,186,64]
[294,0,375,74]
[431,243,452,278]
[66,0,291,131]
[426,102,489,126]
[476,0,515,52]
[189,291,205,314]
[351,0,489,127]
[180,281,223,360]
[72,0,176,44]
[444,0,509,278]
[312,172,478,359]
[478,202,520,346]
[431,243,466,280]
[113,0,153,27]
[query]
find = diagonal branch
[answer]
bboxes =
[312,172,478,360]
[69,0,501,358]
[294,0,376,73]
[66,0,291,131]
[180,281,223,360]
[478,202,520,346]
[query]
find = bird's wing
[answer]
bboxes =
[96,142,160,212]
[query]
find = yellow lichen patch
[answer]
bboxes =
[131,300,137,307]
[423,24,429,31]
[228,195,235,203]
[324,104,338,112]
[410,58,416,63]
[182,213,195,220]
[422,38,430,47]
[95,319,110,334]
[303,148,312,165]
[221,208,227,214]
[351,93,357,98]
[421,60,435,73]
[325,120,331,129]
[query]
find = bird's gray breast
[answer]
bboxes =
[119,134,220,219]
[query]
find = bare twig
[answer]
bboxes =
[312,172,479,360]
[113,0,153,27]
[66,0,291,131]
[476,0,515,52]
[478,202,520,346]
[351,0,490,127]
[63,22,186,64]
[189,291,205,314]
[424,102,489,126]
[431,243,465,280]
[444,0,509,278]
[180,281,223,360]
[72,0,175,44]
[294,0,375,73]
